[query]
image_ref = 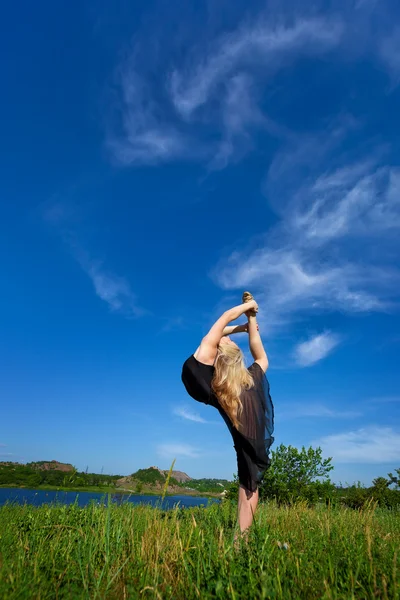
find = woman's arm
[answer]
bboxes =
[221,323,247,336]
[194,301,258,365]
[247,314,269,372]
[221,322,260,335]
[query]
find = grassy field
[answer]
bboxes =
[0,498,398,599]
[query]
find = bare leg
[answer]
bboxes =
[235,484,259,544]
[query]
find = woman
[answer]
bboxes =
[181,293,274,538]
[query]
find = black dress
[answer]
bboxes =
[181,354,274,492]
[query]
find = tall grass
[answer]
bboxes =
[0,498,398,599]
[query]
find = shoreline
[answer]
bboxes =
[0,484,221,499]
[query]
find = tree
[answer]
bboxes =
[259,444,334,503]
[388,468,400,489]
[372,477,390,490]
[223,444,335,504]
[369,475,396,508]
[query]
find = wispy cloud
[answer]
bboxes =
[294,332,341,367]
[312,426,400,463]
[173,406,207,423]
[43,201,146,318]
[157,443,202,459]
[210,73,265,170]
[213,246,395,332]
[293,166,400,243]
[212,136,400,332]
[103,6,400,332]
[169,17,343,118]
[108,15,343,167]
[107,4,400,173]
[79,256,145,318]
[0,444,6,448]
[107,72,189,166]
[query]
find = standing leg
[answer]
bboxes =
[237,484,259,538]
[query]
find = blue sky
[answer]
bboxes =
[1,0,400,485]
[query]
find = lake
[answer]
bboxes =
[0,488,220,509]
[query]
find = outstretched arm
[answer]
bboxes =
[221,323,247,336]
[221,322,259,335]
[247,314,269,372]
[194,301,258,365]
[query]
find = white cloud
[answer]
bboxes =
[157,443,201,459]
[0,444,6,447]
[108,72,188,166]
[312,159,376,193]
[173,406,207,423]
[212,139,400,333]
[103,9,400,331]
[294,332,341,366]
[312,426,400,463]
[210,73,265,170]
[84,261,144,317]
[109,15,343,167]
[213,245,393,332]
[43,202,146,318]
[294,166,400,243]
[71,242,146,318]
[169,17,343,118]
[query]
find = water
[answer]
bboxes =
[0,488,220,509]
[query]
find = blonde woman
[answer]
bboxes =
[181,293,274,538]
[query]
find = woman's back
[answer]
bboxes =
[181,355,274,450]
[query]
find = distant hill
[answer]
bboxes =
[116,467,230,496]
[116,467,191,487]
[147,466,192,483]
[116,467,178,489]
[27,461,75,473]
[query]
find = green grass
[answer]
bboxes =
[0,499,398,599]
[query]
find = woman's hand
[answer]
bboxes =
[245,299,258,315]
[245,299,258,312]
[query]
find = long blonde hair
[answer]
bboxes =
[211,344,254,429]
